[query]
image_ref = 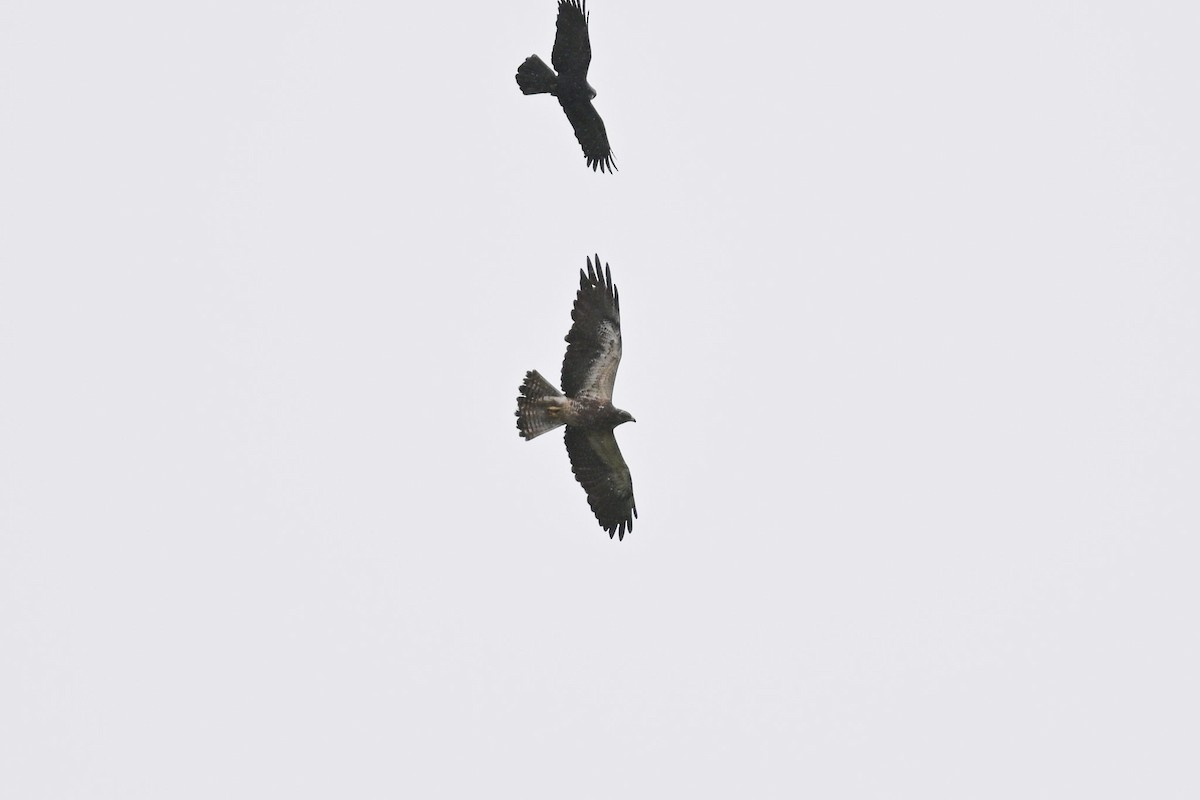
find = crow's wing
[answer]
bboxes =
[564,426,637,539]
[562,255,621,400]
[551,0,591,79]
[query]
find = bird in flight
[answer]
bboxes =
[516,256,637,539]
[515,0,616,173]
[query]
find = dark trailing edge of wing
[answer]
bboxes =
[561,254,620,398]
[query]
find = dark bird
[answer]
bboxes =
[516,256,637,539]
[515,0,616,173]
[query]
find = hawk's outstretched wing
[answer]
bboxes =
[558,97,615,173]
[551,0,591,79]
[562,255,622,400]
[564,427,637,539]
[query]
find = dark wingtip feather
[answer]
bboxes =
[587,154,617,174]
[560,0,587,21]
[577,254,618,309]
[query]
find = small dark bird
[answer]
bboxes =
[516,0,616,173]
[516,256,637,539]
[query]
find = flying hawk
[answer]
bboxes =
[516,256,637,539]
[515,0,616,173]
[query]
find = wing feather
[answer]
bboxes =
[561,255,621,400]
[551,0,591,78]
[558,97,615,173]
[564,427,637,539]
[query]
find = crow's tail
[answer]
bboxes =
[516,55,556,95]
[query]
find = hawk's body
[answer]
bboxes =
[515,0,616,173]
[516,256,637,539]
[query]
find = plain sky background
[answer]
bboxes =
[2,1,1198,797]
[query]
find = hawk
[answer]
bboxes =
[516,256,637,539]
[515,0,616,173]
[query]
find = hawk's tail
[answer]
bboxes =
[516,370,566,440]
[516,55,556,95]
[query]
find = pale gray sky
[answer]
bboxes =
[2,1,1198,797]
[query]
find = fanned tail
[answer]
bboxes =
[516,54,557,95]
[516,370,567,440]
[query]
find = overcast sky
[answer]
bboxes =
[2,1,1198,797]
